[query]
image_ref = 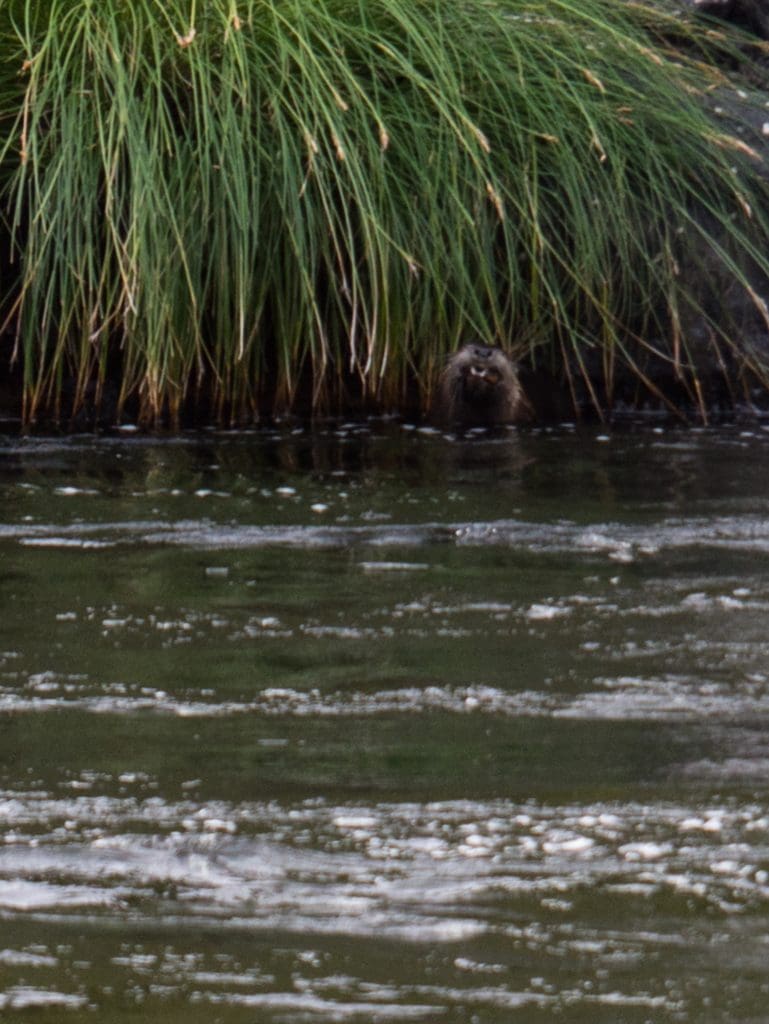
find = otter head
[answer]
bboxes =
[436,343,524,429]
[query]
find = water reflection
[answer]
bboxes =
[2,422,769,1021]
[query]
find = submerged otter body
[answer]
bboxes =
[436,343,524,429]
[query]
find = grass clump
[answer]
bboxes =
[1,0,769,425]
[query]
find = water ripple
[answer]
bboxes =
[6,513,769,559]
[4,678,769,723]
[2,795,769,931]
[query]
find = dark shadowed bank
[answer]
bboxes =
[3,0,769,429]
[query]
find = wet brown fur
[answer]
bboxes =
[435,343,524,429]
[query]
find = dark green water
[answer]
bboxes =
[3,421,769,1022]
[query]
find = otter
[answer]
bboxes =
[435,343,525,429]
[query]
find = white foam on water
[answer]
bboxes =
[0,988,89,1010]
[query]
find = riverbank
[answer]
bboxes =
[3,0,769,428]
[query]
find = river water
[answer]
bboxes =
[2,421,769,1022]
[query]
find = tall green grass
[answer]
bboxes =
[1,0,768,424]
